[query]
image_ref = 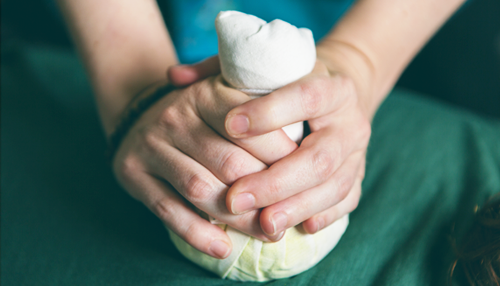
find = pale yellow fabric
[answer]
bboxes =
[169,215,348,282]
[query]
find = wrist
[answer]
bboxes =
[93,61,177,137]
[316,40,382,119]
[100,79,172,139]
[106,81,176,162]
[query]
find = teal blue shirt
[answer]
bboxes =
[163,0,354,63]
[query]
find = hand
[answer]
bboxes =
[225,59,370,236]
[170,56,371,237]
[113,72,297,259]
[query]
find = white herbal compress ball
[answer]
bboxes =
[169,11,349,282]
[217,11,316,92]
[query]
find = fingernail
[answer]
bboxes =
[209,240,230,259]
[231,193,255,214]
[226,114,249,136]
[271,212,288,235]
[316,217,325,233]
[276,231,285,241]
[269,231,285,242]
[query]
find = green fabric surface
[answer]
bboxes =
[1,44,499,286]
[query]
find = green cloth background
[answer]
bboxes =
[2,44,499,285]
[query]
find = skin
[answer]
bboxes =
[57,0,465,259]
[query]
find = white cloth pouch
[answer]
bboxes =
[169,11,349,282]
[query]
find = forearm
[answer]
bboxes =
[57,0,178,135]
[317,0,465,118]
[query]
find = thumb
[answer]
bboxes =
[168,55,221,87]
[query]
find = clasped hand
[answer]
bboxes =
[113,56,371,259]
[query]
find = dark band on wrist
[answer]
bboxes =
[106,82,177,164]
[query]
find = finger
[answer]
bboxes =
[171,113,267,185]
[122,169,233,259]
[195,76,298,165]
[168,56,221,87]
[302,175,362,234]
[258,152,364,236]
[144,137,276,241]
[224,64,355,138]
[226,126,361,215]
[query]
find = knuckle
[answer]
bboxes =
[333,75,357,106]
[142,128,161,152]
[267,177,284,199]
[171,219,211,252]
[312,150,335,179]
[337,75,356,95]
[346,192,361,214]
[299,77,329,117]
[152,198,176,223]
[159,105,182,129]
[358,117,372,142]
[263,104,281,130]
[139,127,169,159]
[114,155,141,183]
[335,175,353,202]
[188,79,212,103]
[182,220,204,247]
[184,82,200,99]
[220,150,248,184]
[185,173,215,204]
